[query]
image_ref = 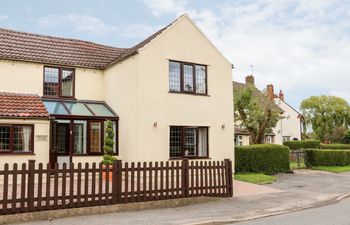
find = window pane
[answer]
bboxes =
[184,128,197,156]
[73,120,87,154]
[13,126,33,152]
[195,65,206,94]
[0,126,10,151]
[198,128,208,157]
[65,102,93,116]
[87,103,115,117]
[43,101,69,115]
[90,122,101,153]
[170,126,182,158]
[61,69,74,96]
[44,67,59,96]
[169,61,181,92]
[183,65,194,92]
[56,124,69,154]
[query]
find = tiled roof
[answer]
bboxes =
[0,92,49,118]
[0,15,178,69]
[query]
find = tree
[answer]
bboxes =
[300,95,350,142]
[101,120,116,165]
[234,84,281,144]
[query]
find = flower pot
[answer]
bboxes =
[102,165,113,182]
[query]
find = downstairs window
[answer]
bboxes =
[170,126,208,159]
[0,124,34,153]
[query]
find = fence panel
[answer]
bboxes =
[0,159,232,215]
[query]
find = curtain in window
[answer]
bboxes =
[198,128,208,157]
[22,126,31,152]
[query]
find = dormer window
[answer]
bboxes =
[169,60,207,95]
[43,66,75,98]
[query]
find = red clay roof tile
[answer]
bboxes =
[0,16,177,69]
[0,92,49,118]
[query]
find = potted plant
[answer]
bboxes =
[101,120,116,181]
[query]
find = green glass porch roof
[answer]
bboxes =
[43,100,117,118]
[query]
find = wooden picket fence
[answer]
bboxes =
[0,159,233,215]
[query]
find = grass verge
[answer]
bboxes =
[234,173,276,185]
[312,165,350,173]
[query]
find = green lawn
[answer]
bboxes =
[234,173,276,185]
[312,165,350,173]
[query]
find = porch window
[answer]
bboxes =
[169,126,208,159]
[44,66,75,98]
[73,120,87,154]
[169,61,207,95]
[90,122,102,153]
[0,124,33,153]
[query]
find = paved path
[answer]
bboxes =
[13,170,350,225]
[233,197,350,225]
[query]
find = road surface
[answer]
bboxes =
[234,197,350,225]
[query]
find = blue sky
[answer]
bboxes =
[1,0,350,110]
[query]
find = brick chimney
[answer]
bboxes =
[245,75,255,85]
[266,84,274,101]
[279,89,284,101]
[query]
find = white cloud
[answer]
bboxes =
[123,23,160,38]
[0,15,9,21]
[38,14,116,36]
[142,0,350,107]
[142,0,188,17]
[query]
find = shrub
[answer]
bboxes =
[283,140,320,150]
[305,149,350,167]
[320,144,350,149]
[235,144,290,175]
[101,120,117,165]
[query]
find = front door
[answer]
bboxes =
[50,122,71,168]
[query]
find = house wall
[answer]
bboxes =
[273,98,302,144]
[0,119,50,169]
[135,17,234,163]
[104,55,141,162]
[235,134,250,146]
[0,60,104,100]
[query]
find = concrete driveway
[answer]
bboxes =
[13,170,350,225]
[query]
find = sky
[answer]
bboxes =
[1,0,350,110]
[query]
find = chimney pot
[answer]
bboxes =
[245,75,255,85]
[279,90,284,101]
[266,84,274,101]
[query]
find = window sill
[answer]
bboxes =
[42,96,77,100]
[0,152,35,155]
[72,153,118,156]
[169,156,210,160]
[168,91,210,97]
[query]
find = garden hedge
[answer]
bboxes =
[305,149,350,167]
[320,144,350,149]
[283,140,320,150]
[235,144,290,175]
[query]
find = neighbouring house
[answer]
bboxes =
[0,14,234,169]
[269,86,304,144]
[233,75,303,145]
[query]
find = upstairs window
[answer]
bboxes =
[169,61,207,95]
[44,66,75,98]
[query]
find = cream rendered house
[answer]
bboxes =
[272,90,303,144]
[0,14,234,168]
[234,75,302,145]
